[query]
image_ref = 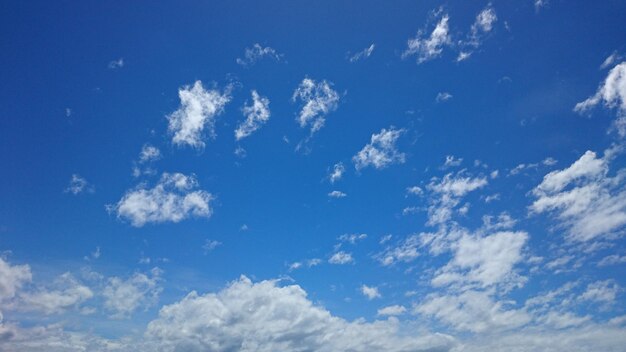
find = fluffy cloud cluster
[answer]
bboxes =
[353,127,405,170]
[167,80,231,149]
[18,273,93,315]
[425,171,488,226]
[235,90,271,140]
[530,147,626,242]
[113,172,214,227]
[292,78,340,135]
[575,62,626,136]
[145,276,456,352]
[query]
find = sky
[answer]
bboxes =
[1,0,626,351]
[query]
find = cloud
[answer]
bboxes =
[328,190,347,198]
[235,90,271,140]
[457,5,497,61]
[18,273,93,315]
[353,127,405,170]
[167,80,232,149]
[348,44,375,62]
[139,144,161,163]
[64,174,93,195]
[436,92,453,103]
[414,290,531,333]
[530,147,626,242]
[108,58,124,69]
[0,257,32,303]
[377,305,406,316]
[574,62,626,136]
[338,233,367,244]
[402,11,452,63]
[442,155,462,168]
[377,234,420,266]
[360,285,381,300]
[579,280,620,304]
[112,172,214,227]
[236,44,283,67]
[601,52,623,70]
[598,254,626,266]
[292,78,340,135]
[145,276,455,352]
[425,171,488,226]
[202,240,222,254]
[103,268,162,319]
[328,162,345,183]
[431,231,528,289]
[328,251,354,265]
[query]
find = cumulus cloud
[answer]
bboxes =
[402,11,452,63]
[377,234,420,266]
[574,62,626,136]
[579,280,620,304]
[167,80,231,149]
[236,44,283,67]
[18,273,93,315]
[103,268,162,319]
[348,44,375,62]
[328,190,347,198]
[328,162,345,183]
[235,90,271,140]
[436,92,453,103]
[328,251,354,265]
[64,174,93,195]
[146,276,455,352]
[292,78,340,135]
[360,285,381,300]
[112,172,214,227]
[0,257,32,303]
[425,171,488,226]
[139,144,161,163]
[530,147,626,242]
[353,127,405,170]
[377,305,406,316]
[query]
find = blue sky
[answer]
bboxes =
[1,0,626,350]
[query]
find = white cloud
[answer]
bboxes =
[338,233,367,244]
[425,171,488,225]
[406,186,423,196]
[328,190,347,198]
[442,155,462,168]
[574,62,626,136]
[202,240,221,254]
[348,44,375,62]
[167,80,231,149]
[377,234,420,266]
[328,251,354,265]
[329,162,345,183]
[579,280,620,304]
[377,305,406,316]
[18,273,93,315]
[436,92,453,103]
[236,44,282,67]
[65,174,93,195]
[145,276,456,352]
[534,0,548,11]
[601,52,623,70]
[415,290,531,333]
[457,5,497,61]
[431,231,528,289]
[402,12,452,63]
[530,148,626,242]
[139,144,161,163]
[0,257,32,303]
[598,254,626,266]
[360,285,381,300]
[235,90,271,140]
[292,78,340,135]
[353,127,405,170]
[103,268,162,319]
[113,172,214,227]
[108,58,124,69]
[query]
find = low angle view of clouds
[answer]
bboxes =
[1,1,626,351]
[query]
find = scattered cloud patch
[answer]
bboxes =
[202,240,221,254]
[65,174,93,195]
[436,92,453,103]
[377,305,406,316]
[108,58,124,69]
[328,190,347,198]
[329,162,345,183]
[353,127,406,170]
[402,11,452,63]
[139,144,161,164]
[167,80,232,149]
[348,44,375,62]
[103,268,162,319]
[292,78,340,136]
[236,44,283,67]
[360,285,381,300]
[235,90,270,141]
[329,251,354,265]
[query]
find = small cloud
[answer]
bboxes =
[65,108,72,117]
[442,155,463,169]
[377,305,406,316]
[402,10,452,63]
[65,174,93,195]
[348,44,375,62]
[240,224,249,231]
[235,90,271,141]
[360,285,381,300]
[436,92,453,103]
[329,162,345,184]
[293,78,340,136]
[139,144,161,164]
[329,251,354,265]
[406,186,423,196]
[600,52,623,70]
[328,190,347,198]
[236,44,283,67]
[108,58,124,69]
[338,233,367,244]
[353,127,406,170]
[202,240,222,254]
